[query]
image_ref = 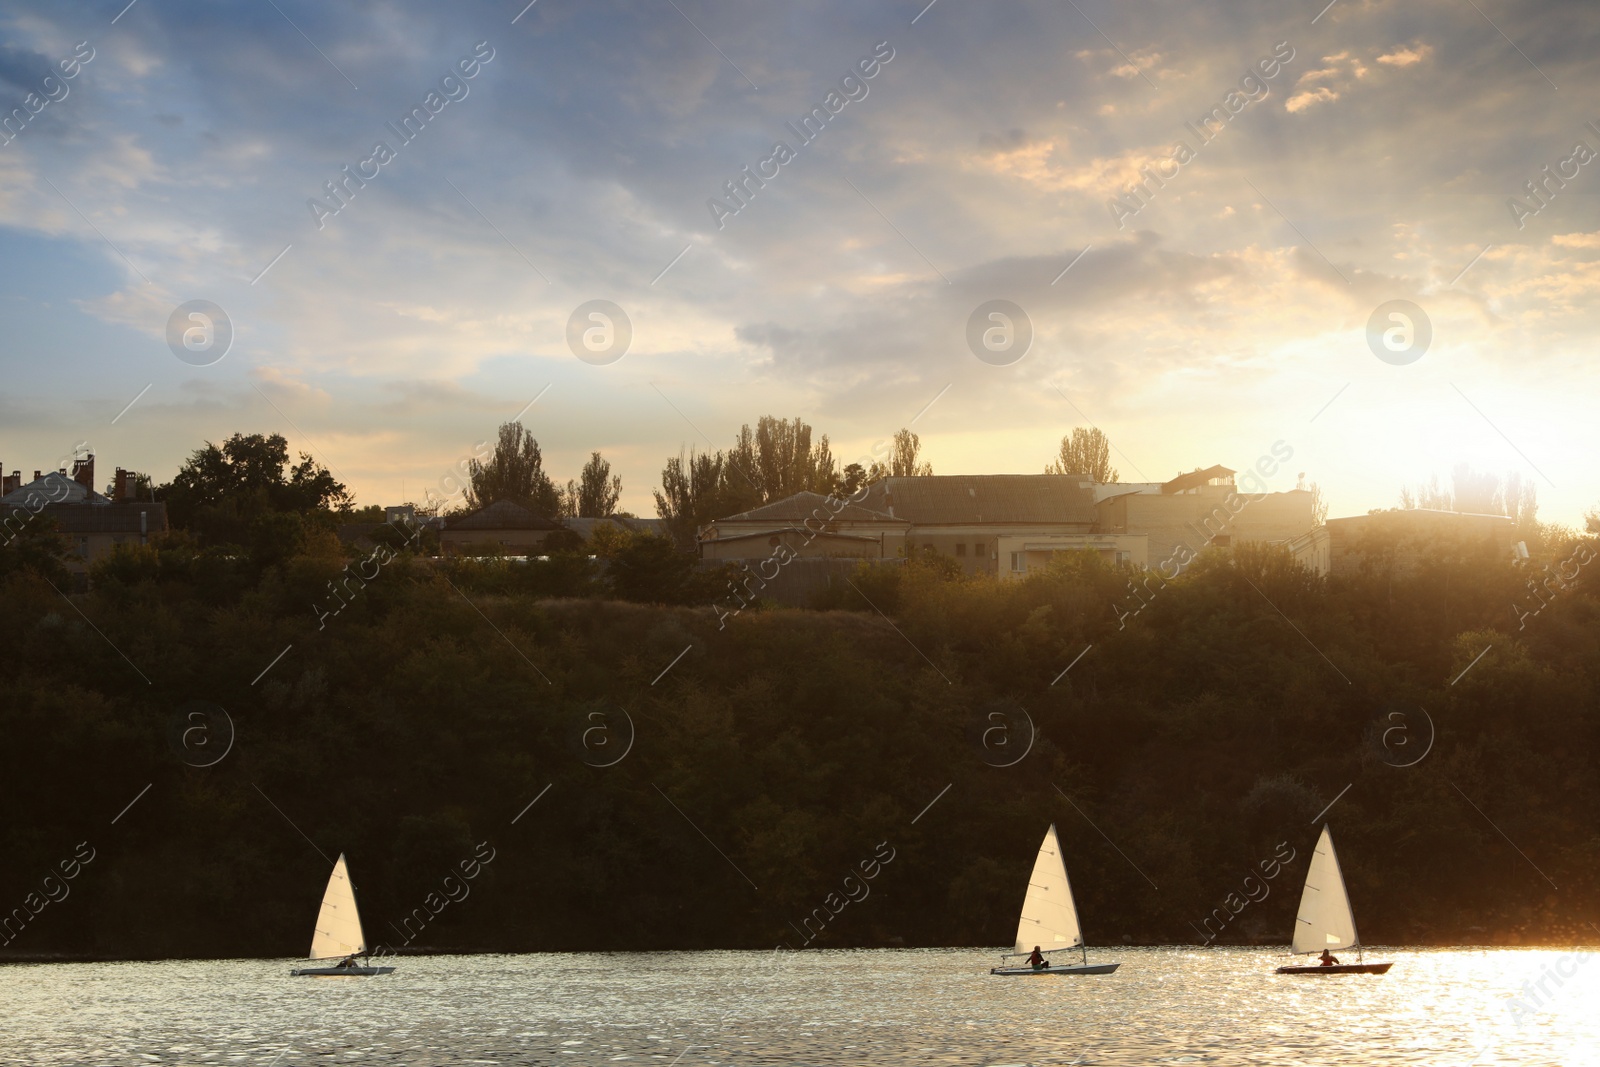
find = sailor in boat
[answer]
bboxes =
[337,954,360,970]
[1318,949,1340,967]
[1028,946,1048,971]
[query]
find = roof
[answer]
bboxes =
[444,499,564,532]
[719,491,901,524]
[564,515,669,538]
[856,475,1097,525]
[1161,465,1237,495]
[704,526,883,544]
[1326,509,1514,527]
[1,501,167,534]
[0,473,109,507]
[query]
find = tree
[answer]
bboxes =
[157,432,349,546]
[1309,481,1329,526]
[840,463,869,496]
[725,415,836,504]
[654,448,730,549]
[566,452,623,519]
[868,429,933,481]
[608,533,696,603]
[466,422,562,517]
[1400,464,1537,540]
[0,514,69,585]
[1045,427,1118,483]
[654,416,839,547]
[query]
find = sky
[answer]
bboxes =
[0,0,1596,525]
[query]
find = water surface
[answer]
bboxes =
[3,947,1596,1065]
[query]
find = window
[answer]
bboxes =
[973,541,985,558]
[1010,552,1025,573]
[955,543,967,557]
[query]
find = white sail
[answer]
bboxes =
[1290,826,1359,955]
[1012,824,1082,954]
[308,853,367,961]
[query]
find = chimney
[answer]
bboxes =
[112,467,136,502]
[1,470,18,496]
[34,470,42,482]
[72,455,95,492]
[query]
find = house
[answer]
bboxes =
[1288,509,1516,577]
[0,455,166,586]
[700,492,910,562]
[563,515,670,541]
[856,474,1145,576]
[1094,465,1315,569]
[697,466,1314,580]
[439,499,565,556]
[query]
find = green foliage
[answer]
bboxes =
[654,416,837,548]
[156,432,349,547]
[565,452,623,519]
[0,533,1595,960]
[1045,426,1118,482]
[466,421,562,517]
[0,514,69,586]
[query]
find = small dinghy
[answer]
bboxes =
[1276,825,1392,976]
[290,853,395,977]
[991,824,1119,976]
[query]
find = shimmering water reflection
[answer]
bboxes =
[3,947,1597,1065]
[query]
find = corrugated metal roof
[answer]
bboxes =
[444,499,564,531]
[722,491,901,523]
[857,475,1097,525]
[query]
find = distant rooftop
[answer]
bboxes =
[857,475,1097,525]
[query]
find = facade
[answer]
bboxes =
[0,456,166,585]
[857,474,1114,577]
[1095,465,1315,569]
[698,468,1314,580]
[700,492,908,562]
[1288,509,1516,577]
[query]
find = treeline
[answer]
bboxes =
[142,418,937,555]
[1,509,1596,959]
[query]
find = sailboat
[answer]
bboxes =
[290,853,396,977]
[1276,826,1392,976]
[990,824,1119,976]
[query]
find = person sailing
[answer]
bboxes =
[1318,949,1340,967]
[337,953,360,969]
[1027,945,1047,970]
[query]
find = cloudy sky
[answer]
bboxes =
[1,0,1595,524]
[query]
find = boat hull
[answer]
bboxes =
[291,964,396,977]
[1275,962,1393,976]
[991,963,1120,976]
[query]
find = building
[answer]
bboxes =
[562,515,670,541]
[1288,509,1517,577]
[0,455,166,586]
[1094,465,1314,569]
[438,499,565,556]
[697,467,1314,580]
[700,491,910,562]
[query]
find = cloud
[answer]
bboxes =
[0,44,53,92]
[1377,43,1433,67]
[0,0,1594,523]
